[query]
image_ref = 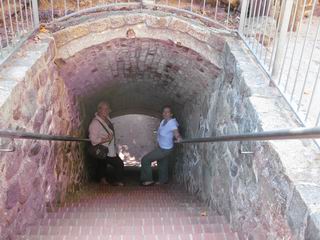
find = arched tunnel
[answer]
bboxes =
[1,9,320,240]
[62,38,220,113]
[59,37,220,177]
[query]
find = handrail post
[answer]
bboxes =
[0,138,15,152]
[239,0,249,34]
[271,0,294,77]
[32,0,40,28]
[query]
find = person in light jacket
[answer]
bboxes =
[140,105,182,186]
[88,101,124,186]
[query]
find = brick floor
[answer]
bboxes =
[17,184,239,240]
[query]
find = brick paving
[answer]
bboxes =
[17,177,239,240]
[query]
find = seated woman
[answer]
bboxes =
[88,101,124,186]
[140,105,182,186]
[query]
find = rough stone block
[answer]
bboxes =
[287,188,309,237]
[88,19,110,32]
[110,16,126,29]
[55,25,89,47]
[2,66,29,82]
[43,39,56,64]
[125,14,145,25]
[168,18,190,33]
[70,25,90,39]
[207,33,226,52]
[5,153,22,180]
[19,160,38,204]
[305,211,320,240]
[187,26,209,42]
[6,182,21,209]
[28,142,42,157]
[145,16,170,28]
[20,89,38,123]
[32,107,47,133]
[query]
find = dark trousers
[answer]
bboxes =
[97,155,124,183]
[140,147,173,184]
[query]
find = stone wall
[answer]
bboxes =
[1,11,227,239]
[1,9,320,240]
[0,36,86,239]
[176,38,320,239]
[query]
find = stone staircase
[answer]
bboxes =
[17,183,240,240]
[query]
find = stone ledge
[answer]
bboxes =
[227,37,320,239]
[306,211,320,240]
[0,36,54,109]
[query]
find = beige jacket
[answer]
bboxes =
[88,114,116,157]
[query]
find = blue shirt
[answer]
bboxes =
[157,118,179,149]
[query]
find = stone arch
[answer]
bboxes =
[58,37,221,120]
[52,12,228,199]
[52,11,228,121]
[53,11,228,68]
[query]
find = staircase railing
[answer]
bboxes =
[238,0,320,136]
[1,127,320,152]
[179,127,320,143]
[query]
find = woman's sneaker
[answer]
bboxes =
[155,181,168,185]
[100,178,109,185]
[140,181,154,186]
[112,182,124,186]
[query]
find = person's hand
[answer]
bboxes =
[101,133,113,144]
[174,137,182,143]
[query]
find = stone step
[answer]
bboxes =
[18,184,239,240]
[54,205,205,210]
[54,204,205,211]
[54,206,207,212]
[26,223,231,235]
[44,211,216,219]
[49,208,208,215]
[18,232,239,240]
[57,196,199,201]
[38,216,225,226]
[56,198,201,204]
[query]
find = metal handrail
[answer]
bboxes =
[0,130,90,142]
[179,127,320,143]
[1,127,320,145]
